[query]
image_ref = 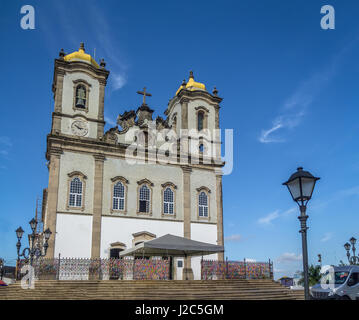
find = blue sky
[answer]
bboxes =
[1,0,359,279]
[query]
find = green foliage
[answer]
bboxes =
[298,265,322,287]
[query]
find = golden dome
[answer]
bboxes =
[176,71,206,95]
[64,43,100,68]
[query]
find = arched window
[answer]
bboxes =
[139,184,150,213]
[197,111,204,131]
[111,176,128,213]
[198,191,208,217]
[113,181,125,211]
[75,85,86,108]
[163,187,174,214]
[69,177,82,207]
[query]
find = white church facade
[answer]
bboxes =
[42,44,225,280]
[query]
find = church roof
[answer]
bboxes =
[64,43,100,68]
[175,71,206,95]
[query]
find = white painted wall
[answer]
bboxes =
[100,216,183,258]
[57,151,95,213]
[190,168,217,223]
[102,158,183,220]
[60,116,98,139]
[62,72,100,119]
[60,72,100,138]
[54,213,93,258]
[188,99,216,130]
[191,222,219,280]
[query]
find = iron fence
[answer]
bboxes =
[201,259,273,280]
[17,257,170,281]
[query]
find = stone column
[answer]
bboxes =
[52,70,65,134]
[181,165,194,280]
[97,79,106,139]
[45,147,63,258]
[91,153,105,259]
[180,98,189,165]
[216,172,224,261]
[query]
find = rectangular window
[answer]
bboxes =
[139,200,148,213]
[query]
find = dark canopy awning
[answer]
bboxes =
[119,234,224,257]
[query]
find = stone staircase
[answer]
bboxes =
[0,279,304,300]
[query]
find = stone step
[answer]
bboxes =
[0,280,304,300]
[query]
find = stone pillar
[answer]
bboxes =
[54,71,65,113]
[180,98,189,165]
[45,147,63,258]
[97,79,106,139]
[91,153,105,259]
[216,172,224,261]
[181,165,194,280]
[52,70,65,134]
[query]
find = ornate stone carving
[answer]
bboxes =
[104,127,119,144]
[117,110,136,133]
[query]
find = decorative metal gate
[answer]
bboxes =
[18,258,170,280]
[201,259,273,280]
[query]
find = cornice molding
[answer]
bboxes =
[54,58,110,79]
[166,90,222,116]
[111,176,129,184]
[161,182,178,189]
[195,106,210,113]
[196,186,211,193]
[67,171,88,179]
[53,112,106,124]
[93,153,106,162]
[137,178,154,187]
[48,147,63,156]
[73,78,92,87]
[45,134,225,168]
[181,165,192,174]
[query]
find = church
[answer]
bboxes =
[42,43,225,280]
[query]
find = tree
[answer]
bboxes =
[298,265,322,287]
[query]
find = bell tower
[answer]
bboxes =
[51,43,109,140]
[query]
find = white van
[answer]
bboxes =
[310,266,359,300]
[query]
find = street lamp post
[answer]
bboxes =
[283,167,320,300]
[344,237,359,265]
[15,219,52,280]
[318,254,322,267]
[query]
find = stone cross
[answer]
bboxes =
[137,87,152,105]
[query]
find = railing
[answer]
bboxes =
[201,259,274,280]
[17,257,170,281]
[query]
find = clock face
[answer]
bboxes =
[71,120,89,136]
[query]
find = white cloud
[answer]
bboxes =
[259,123,284,143]
[276,252,302,263]
[258,42,350,144]
[259,110,306,143]
[258,210,280,225]
[224,234,242,242]
[321,232,333,242]
[111,73,126,90]
[282,207,297,216]
[258,207,297,226]
[104,116,117,127]
[245,258,256,263]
